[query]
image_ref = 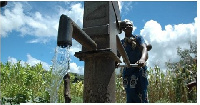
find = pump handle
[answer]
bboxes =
[118,62,146,68]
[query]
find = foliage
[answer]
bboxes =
[1,62,51,104]
[115,68,126,103]
[0,41,197,103]
[70,80,83,103]
[148,41,197,103]
[0,61,84,104]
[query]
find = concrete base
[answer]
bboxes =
[75,49,120,102]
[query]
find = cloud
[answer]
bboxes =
[7,54,51,70]
[70,62,84,75]
[118,1,122,12]
[26,38,51,44]
[68,39,82,56]
[140,17,197,70]
[57,2,84,28]
[8,56,18,64]
[0,2,84,43]
[8,56,26,66]
[26,54,50,70]
[0,2,24,37]
[7,53,84,75]
[0,2,57,39]
[120,1,134,15]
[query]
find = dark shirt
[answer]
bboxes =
[121,34,145,64]
[121,34,147,76]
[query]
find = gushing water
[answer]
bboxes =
[50,46,70,103]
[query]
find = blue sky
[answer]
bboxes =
[1,1,198,75]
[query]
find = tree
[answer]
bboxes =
[165,41,197,102]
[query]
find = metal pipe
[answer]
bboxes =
[63,73,71,103]
[116,35,130,67]
[118,62,146,68]
[57,14,97,50]
[118,63,138,68]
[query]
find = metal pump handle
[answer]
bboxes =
[118,62,146,68]
[118,64,138,68]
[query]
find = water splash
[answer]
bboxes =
[50,46,70,103]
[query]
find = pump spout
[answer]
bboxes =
[57,15,73,47]
[57,14,97,50]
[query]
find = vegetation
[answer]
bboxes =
[1,41,197,104]
[148,41,197,103]
[0,61,84,104]
[1,62,51,104]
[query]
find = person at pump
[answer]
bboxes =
[119,20,150,103]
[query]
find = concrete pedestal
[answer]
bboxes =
[75,49,120,102]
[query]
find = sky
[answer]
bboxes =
[1,1,198,75]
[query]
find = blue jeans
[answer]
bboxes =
[122,66,148,103]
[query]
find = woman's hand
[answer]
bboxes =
[137,58,146,68]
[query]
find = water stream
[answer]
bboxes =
[50,46,70,103]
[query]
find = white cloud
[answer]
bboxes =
[26,54,50,70]
[70,62,84,75]
[8,56,18,64]
[0,2,84,43]
[120,1,134,15]
[69,39,82,56]
[7,53,84,75]
[0,2,57,39]
[0,2,24,37]
[8,56,26,66]
[58,3,83,28]
[140,17,197,70]
[26,38,51,44]
[7,54,51,70]
[118,1,122,12]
